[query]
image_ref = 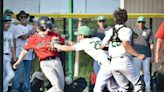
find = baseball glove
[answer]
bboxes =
[50,36,61,50]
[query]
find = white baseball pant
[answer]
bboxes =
[3,54,15,92]
[111,56,142,92]
[40,57,64,92]
[94,60,119,92]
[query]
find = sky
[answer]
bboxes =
[4,0,120,14]
[40,0,120,13]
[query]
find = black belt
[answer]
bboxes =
[44,56,56,60]
[108,56,124,61]
[103,47,108,51]
[4,53,9,55]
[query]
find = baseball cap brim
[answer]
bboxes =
[4,9,13,14]
[74,31,80,35]
[97,16,106,21]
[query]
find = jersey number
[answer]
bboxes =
[90,41,101,50]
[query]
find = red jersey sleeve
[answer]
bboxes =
[156,22,164,39]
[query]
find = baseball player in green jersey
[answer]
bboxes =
[52,26,118,92]
[100,8,145,92]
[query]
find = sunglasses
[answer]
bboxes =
[20,16,28,19]
[138,21,145,24]
[98,20,105,23]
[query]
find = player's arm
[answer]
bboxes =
[122,41,145,60]
[18,32,32,40]
[155,38,163,62]
[53,43,75,51]
[13,49,28,69]
[13,36,34,69]
[65,40,75,46]
[11,47,17,62]
[120,28,145,60]
[100,29,112,49]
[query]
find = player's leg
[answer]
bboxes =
[93,65,112,92]
[53,57,65,91]
[40,58,64,92]
[111,57,131,92]
[107,76,119,92]
[3,55,15,92]
[112,70,129,92]
[123,57,142,92]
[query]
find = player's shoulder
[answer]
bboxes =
[91,37,101,41]
[48,32,60,37]
[119,26,132,34]
[105,28,113,35]
[48,31,60,36]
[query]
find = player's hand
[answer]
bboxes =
[13,62,20,69]
[66,40,74,45]
[155,54,161,63]
[137,54,145,60]
[99,45,105,49]
[50,37,59,50]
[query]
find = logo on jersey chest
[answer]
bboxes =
[36,40,50,48]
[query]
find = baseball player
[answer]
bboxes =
[100,8,145,92]
[52,26,118,92]
[13,16,65,92]
[3,16,16,92]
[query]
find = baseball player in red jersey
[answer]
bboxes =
[13,16,65,92]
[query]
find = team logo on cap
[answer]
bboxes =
[40,20,45,25]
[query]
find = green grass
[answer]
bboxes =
[64,51,93,83]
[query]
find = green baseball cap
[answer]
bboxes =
[74,26,92,36]
[97,16,106,21]
[137,16,146,22]
[3,16,12,21]
[4,9,13,15]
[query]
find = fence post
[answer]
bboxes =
[150,18,153,31]
[62,18,66,75]
[0,1,3,90]
[68,0,74,81]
